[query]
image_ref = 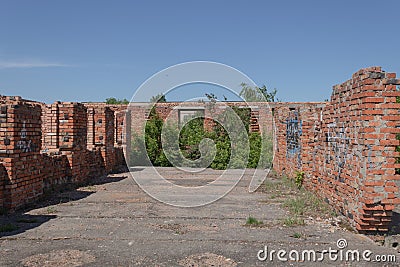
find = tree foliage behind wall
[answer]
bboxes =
[105,97,129,104]
[130,106,273,170]
[239,83,278,102]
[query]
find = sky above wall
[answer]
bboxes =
[0,0,399,103]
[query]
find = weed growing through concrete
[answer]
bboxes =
[294,171,305,189]
[246,216,263,226]
[292,232,302,238]
[262,173,338,227]
[282,216,305,226]
[46,206,58,214]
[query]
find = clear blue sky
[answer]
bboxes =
[1,0,399,103]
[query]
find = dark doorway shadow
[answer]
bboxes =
[388,211,400,235]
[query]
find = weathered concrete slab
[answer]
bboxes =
[0,167,399,266]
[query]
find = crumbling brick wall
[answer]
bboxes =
[93,107,115,172]
[273,67,400,232]
[272,103,326,178]
[2,66,400,233]
[0,97,131,211]
[42,102,92,183]
[0,96,44,209]
[85,103,130,169]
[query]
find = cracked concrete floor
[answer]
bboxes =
[0,167,399,266]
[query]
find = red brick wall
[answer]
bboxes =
[0,97,130,210]
[85,103,130,169]
[2,67,400,232]
[0,97,44,209]
[273,67,400,232]
[41,154,71,191]
[273,103,325,178]
[42,103,59,150]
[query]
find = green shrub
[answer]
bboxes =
[292,232,302,238]
[130,105,274,170]
[179,117,206,164]
[246,216,263,226]
[294,171,305,189]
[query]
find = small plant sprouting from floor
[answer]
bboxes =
[264,176,295,197]
[263,174,337,219]
[246,216,263,226]
[46,206,58,214]
[283,197,306,215]
[0,223,19,232]
[283,216,305,227]
[292,232,302,238]
[294,171,305,189]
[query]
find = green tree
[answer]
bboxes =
[144,108,166,165]
[239,83,278,102]
[150,94,167,103]
[179,117,205,160]
[105,97,129,104]
[130,98,274,170]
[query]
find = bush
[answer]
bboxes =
[130,106,273,170]
[130,134,150,166]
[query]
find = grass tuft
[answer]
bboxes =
[292,232,302,238]
[46,206,58,214]
[246,216,263,226]
[283,216,305,227]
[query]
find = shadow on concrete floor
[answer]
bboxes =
[0,173,129,238]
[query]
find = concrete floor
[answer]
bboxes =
[0,167,398,266]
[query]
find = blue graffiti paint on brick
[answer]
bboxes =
[285,111,302,168]
[286,111,302,155]
[326,120,350,176]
